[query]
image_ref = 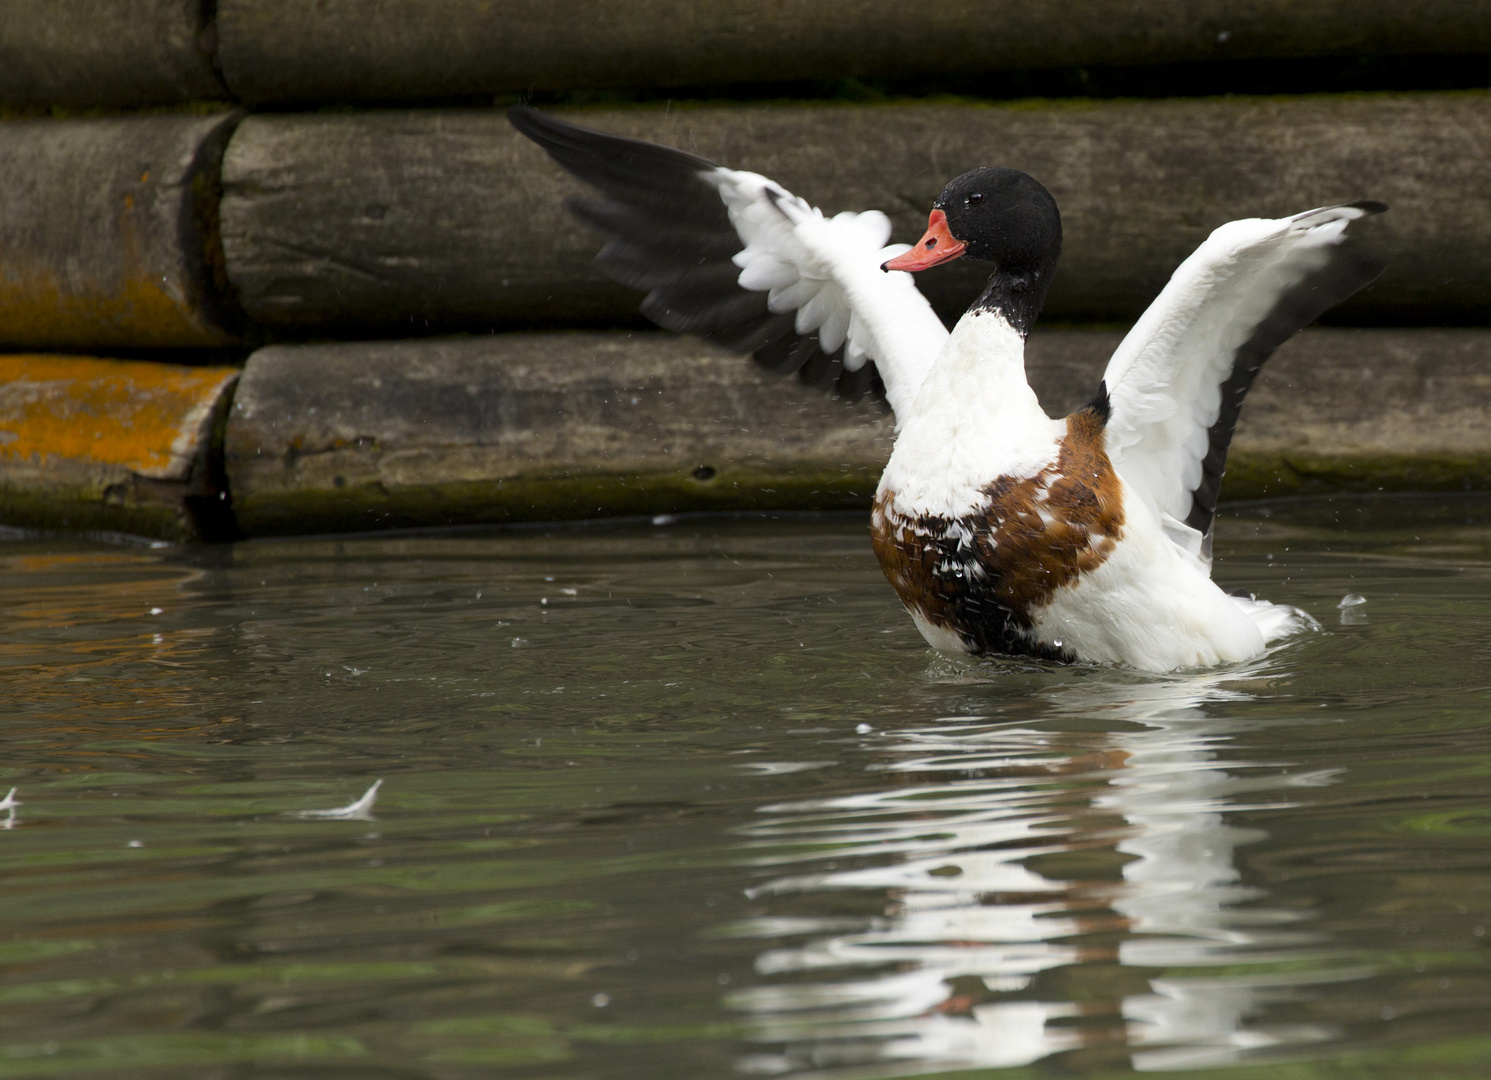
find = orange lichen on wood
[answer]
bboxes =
[0,355,239,481]
[0,111,242,350]
[0,263,226,349]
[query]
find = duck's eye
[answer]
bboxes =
[967,193,984,206]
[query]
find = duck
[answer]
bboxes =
[508,105,1386,672]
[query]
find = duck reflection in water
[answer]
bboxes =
[723,671,1354,1075]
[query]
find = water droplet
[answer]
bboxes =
[1339,593,1369,625]
[855,723,873,734]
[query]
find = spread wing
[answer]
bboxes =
[1098,202,1387,564]
[508,105,947,422]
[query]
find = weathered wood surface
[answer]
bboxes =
[218,94,1491,336]
[1226,328,1491,498]
[0,112,244,350]
[224,332,894,536]
[0,0,224,108]
[222,328,1491,538]
[0,355,239,541]
[215,0,1491,104]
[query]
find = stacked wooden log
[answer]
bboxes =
[3,2,1490,540]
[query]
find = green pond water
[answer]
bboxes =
[1,495,1489,1080]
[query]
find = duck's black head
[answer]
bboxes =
[884,167,1062,336]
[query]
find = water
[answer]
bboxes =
[1,495,1489,1080]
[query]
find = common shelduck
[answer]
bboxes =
[509,106,1386,672]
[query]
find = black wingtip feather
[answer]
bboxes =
[508,105,717,176]
[510,105,888,407]
[509,105,720,210]
[1183,209,1388,537]
[706,309,793,354]
[570,198,742,255]
[751,322,809,373]
[642,285,767,335]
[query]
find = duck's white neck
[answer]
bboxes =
[880,310,1060,518]
[921,309,1034,401]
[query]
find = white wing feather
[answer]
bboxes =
[1101,204,1381,564]
[706,168,949,424]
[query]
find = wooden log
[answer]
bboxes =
[222,328,1491,538]
[0,111,244,350]
[0,0,224,109]
[218,93,1491,337]
[1221,328,1491,499]
[214,0,1491,105]
[223,332,894,536]
[0,355,239,541]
